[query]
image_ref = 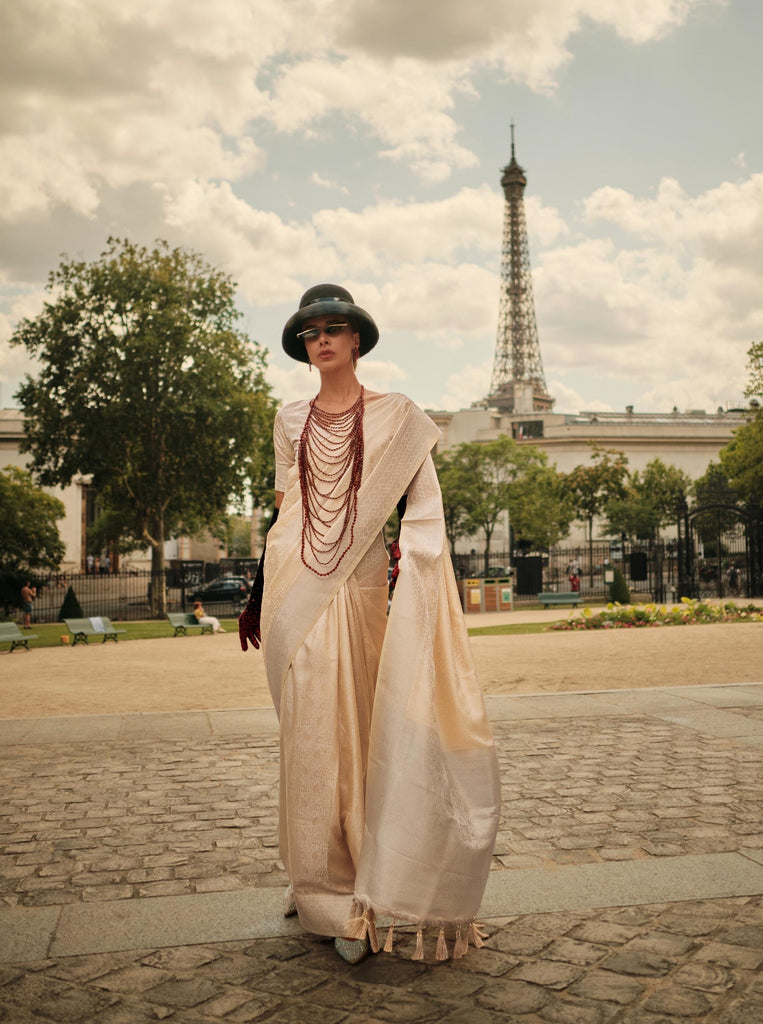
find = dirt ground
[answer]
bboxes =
[1,616,761,718]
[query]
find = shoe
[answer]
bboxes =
[283,886,297,918]
[334,936,370,964]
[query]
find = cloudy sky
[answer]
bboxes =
[1,0,761,415]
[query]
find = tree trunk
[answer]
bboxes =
[148,515,166,618]
[483,525,494,573]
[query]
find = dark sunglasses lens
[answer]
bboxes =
[325,324,346,336]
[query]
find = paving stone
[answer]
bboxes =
[642,984,715,1017]
[143,976,225,1007]
[544,939,610,966]
[570,921,641,945]
[249,1003,344,1024]
[600,950,672,977]
[139,946,221,971]
[89,964,174,993]
[623,931,696,958]
[693,940,763,970]
[538,1000,622,1024]
[510,960,583,989]
[476,978,550,1014]
[671,961,735,993]
[568,970,646,1005]
[717,924,763,948]
[27,986,118,1022]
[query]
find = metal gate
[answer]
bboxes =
[677,497,762,599]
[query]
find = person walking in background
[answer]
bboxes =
[239,284,500,965]
[192,600,225,633]
[20,581,36,628]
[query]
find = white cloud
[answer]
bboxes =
[311,173,349,195]
[438,358,493,411]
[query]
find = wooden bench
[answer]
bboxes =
[0,622,39,652]
[538,592,581,609]
[167,612,213,637]
[63,617,126,645]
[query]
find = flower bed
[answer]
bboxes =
[548,598,763,631]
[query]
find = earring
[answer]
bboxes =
[309,363,312,373]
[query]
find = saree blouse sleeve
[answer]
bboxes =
[274,407,297,494]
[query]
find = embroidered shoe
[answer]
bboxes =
[283,885,297,918]
[334,936,370,964]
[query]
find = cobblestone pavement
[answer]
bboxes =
[2,684,763,1022]
[1,897,763,1022]
[2,717,762,908]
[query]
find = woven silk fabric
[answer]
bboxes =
[261,392,500,943]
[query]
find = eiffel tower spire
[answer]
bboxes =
[487,126,554,414]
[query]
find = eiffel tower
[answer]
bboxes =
[487,126,554,414]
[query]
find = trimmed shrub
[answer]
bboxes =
[58,585,84,620]
[608,566,631,605]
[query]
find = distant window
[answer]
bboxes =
[513,421,544,441]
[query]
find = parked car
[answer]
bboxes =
[474,566,512,578]
[190,576,251,605]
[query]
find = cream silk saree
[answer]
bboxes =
[261,391,500,959]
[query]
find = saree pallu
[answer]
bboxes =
[261,393,500,958]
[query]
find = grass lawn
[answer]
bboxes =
[2,619,241,650]
[3,615,559,650]
[466,622,552,637]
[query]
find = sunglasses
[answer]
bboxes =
[296,322,351,342]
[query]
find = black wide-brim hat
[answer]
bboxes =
[282,284,379,363]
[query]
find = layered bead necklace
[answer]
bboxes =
[298,386,365,576]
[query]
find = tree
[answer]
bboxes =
[563,444,629,582]
[226,515,252,558]
[719,412,763,504]
[604,459,691,540]
[509,460,572,550]
[434,449,475,554]
[437,436,570,569]
[11,237,274,616]
[0,466,65,616]
[744,340,763,400]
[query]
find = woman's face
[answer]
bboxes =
[300,315,359,372]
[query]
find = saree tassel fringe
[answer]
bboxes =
[383,920,396,953]
[344,902,369,941]
[469,922,488,948]
[412,930,425,960]
[367,908,380,954]
[435,928,449,961]
[453,927,469,958]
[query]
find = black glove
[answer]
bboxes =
[239,505,279,652]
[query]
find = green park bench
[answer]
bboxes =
[63,617,126,645]
[0,622,39,652]
[167,612,214,637]
[538,592,581,609]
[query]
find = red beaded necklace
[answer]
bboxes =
[298,386,365,576]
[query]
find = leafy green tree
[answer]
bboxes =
[744,340,763,400]
[434,449,475,554]
[505,459,572,550]
[563,444,629,582]
[226,515,252,558]
[604,459,691,540]
[719,411,763,504]
[438,436,570,569]
[691,462,742,549]
[0,466,65,616]
[11,237,274,616]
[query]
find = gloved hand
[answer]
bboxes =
[238,600,261,651]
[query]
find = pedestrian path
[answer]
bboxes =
[1,682,762,1022]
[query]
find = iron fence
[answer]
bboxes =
[452,541,681,603]
[15,536,738,624]
[23,567,249,624]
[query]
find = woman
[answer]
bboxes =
[240,285,500,963]
[192,600,225,633]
